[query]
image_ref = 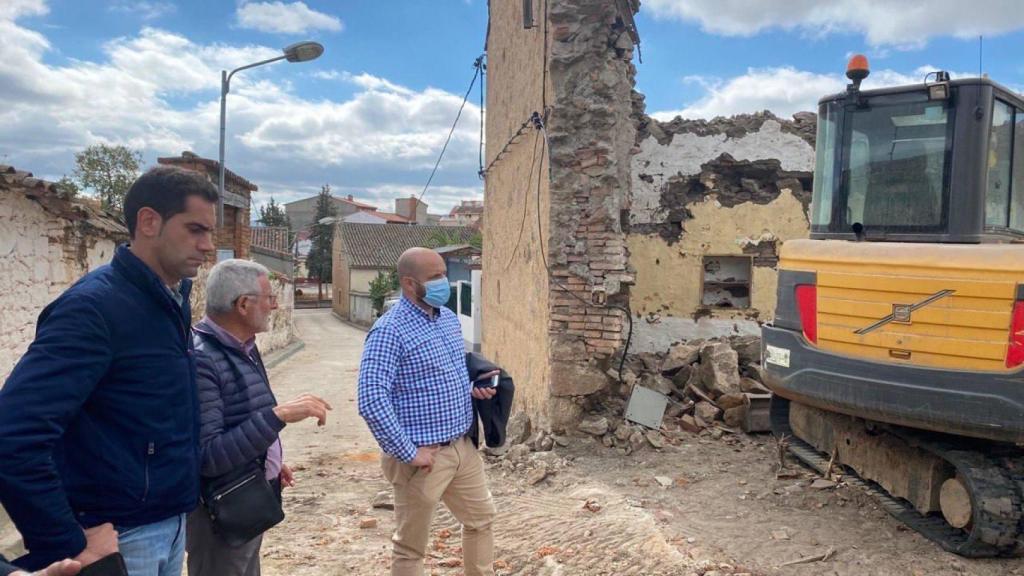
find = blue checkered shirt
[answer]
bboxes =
[357,296,472,462]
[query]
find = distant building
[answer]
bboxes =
[284,193,378,231]
[440,199,484,228]
[250,226,294,277]
[434,244,483,351]
[343,210,412,225]
[157,151,257,260]
[331,222,475,326]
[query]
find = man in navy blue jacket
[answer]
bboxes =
[0,166,218,575]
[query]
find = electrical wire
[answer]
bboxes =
[479,118,532,177]
[419,55,484,202]
[504,130,541,270]
[478,54,486,178]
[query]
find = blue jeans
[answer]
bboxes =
[116,514,187,576]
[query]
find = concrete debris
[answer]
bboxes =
[698,342,742,398]
[660,342,701,374]
[583,336,773,457]
[640,373,674,396]
[527,463,550,486]
[371,490,394,510]
[506,411,532,446]
[645,430,665,449]
[505,444,532,464]
[717,393,747,410]
[728,335,762,366]
[578,416,610,436]
[810,478,837,490]
[694,401,722,423]
[654,476,673,488]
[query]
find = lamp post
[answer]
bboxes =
[217,41,324,227]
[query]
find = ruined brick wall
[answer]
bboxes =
[627,112,816,353]
[0,174,126,381]
[543,0,634,425]
[483,0,636,431]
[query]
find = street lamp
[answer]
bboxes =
[217,41,324,226]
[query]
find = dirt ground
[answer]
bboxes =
[262,310,1024,576]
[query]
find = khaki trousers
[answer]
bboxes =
[381,436,496,576]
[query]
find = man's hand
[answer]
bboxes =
[409,446,439,473]
[280,463,295,489]
[18,558,83,576]
[470,370,500,401]
[273,394,332,426]
[71,523,118,568]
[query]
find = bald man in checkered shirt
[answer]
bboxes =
[358,247,499,576]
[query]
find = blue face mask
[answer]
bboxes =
[420,277,451,309]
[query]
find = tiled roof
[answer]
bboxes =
[341,195,378,209]
[250,226,291,255]
[157,151,258,192]
[338,222,475,268]
[0,165,127,237]
[365,210,411,223]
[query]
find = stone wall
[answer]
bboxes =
[0,168,127,381]
[627,112,816,352]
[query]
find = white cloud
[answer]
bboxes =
[643,0,1024,47]
[109,1,176,21]
[0,0,47,20]
[651,65,965,120]
[0,8,482,215]
[236,1,342,35]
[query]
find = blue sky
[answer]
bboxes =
[2,1,1023,216]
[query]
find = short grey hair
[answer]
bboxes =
[206,259,270,315]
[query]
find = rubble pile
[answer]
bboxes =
[584,335,773,451]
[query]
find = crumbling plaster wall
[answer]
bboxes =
[0,185,125,381]
[627,113,816,352]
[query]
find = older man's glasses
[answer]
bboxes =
[241,293,278,306]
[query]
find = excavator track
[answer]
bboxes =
[771,397,1024,557]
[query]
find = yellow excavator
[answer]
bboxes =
[762,55,1024,557]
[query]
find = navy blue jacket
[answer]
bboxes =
[192,319,284,479]
[0,245,200,571]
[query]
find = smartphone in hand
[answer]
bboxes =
[472,374,500,388]
[79,553,128,576]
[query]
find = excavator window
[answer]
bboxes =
[812,92,954,236]
[986,100,1014,228]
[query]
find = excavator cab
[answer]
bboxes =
[762,56,1024,557]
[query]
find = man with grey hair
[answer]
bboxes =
[188,259,331,576]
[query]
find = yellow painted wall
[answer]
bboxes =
[350,269,380,294]
[481,0,555,428]
[629,189,810,323]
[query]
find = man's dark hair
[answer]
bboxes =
[123,166,219,238]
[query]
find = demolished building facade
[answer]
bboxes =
[483,0,816,432]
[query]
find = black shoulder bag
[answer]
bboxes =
[200,458,284,546]
[195,331,285,547]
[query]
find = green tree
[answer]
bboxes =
[53,175,79,198]
[72,144,143,215]
[306,184,337,285]
[369,270,399,316]
[258,197,290,228]
[425,228,482,250]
